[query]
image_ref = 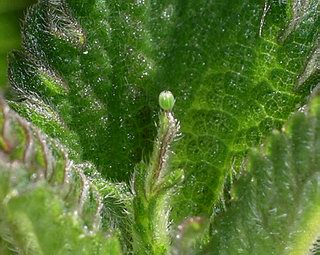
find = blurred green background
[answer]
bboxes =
[0,0,36,87]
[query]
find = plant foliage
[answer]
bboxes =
[0,98,121,254]
[204,96,320,254]
[0,0,36,86]
[0,0,320,254]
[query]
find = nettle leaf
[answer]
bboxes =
[0,0,36,86]
[0,98,121,254]
[202,96,320,255]
[169,0,319,221]
[7,0,319,223]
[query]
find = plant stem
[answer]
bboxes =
[132,93,181,254]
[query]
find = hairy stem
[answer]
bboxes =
[132,92,181,255]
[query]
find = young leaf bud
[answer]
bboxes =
[159,91,175,111]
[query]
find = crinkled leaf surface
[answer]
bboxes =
[0,0,36,86]
[202,96,320,255]
[0,98,122,254]
[7,0,319,223]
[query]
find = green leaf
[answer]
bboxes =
[0,98,122,254]
[7,0,319,223]
[202,96,320,254]
[169,0,319,221]
[0,0,36,86]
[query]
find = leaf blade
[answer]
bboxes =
[204,96,320,254]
